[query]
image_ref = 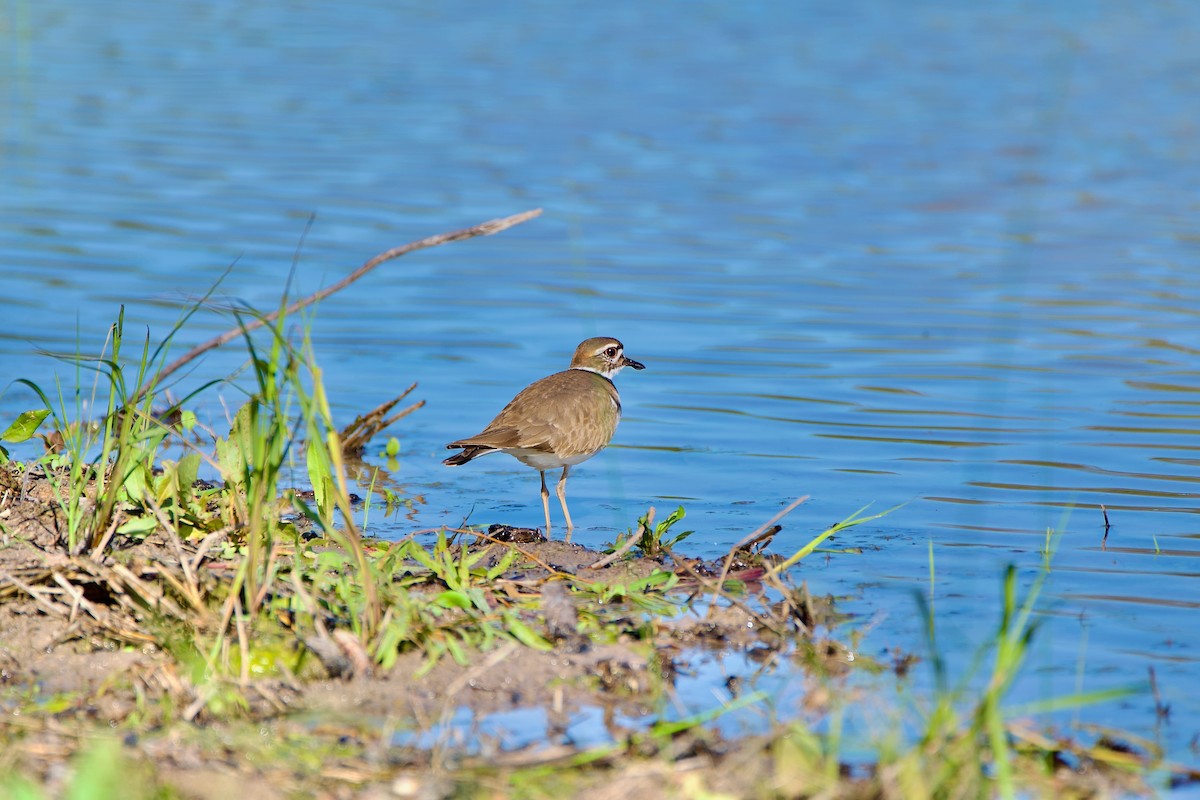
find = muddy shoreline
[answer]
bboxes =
[0,464,1167,798]
[0,464,838,798]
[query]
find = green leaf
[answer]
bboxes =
[485,548,519,580]
[214,436,244,480]
[406,543,439,573]
[434,590,472,609]
[306,440,331,518]
[661,505,686,528]
[466,587,491,613]
[1004,683,1144,717]
[630,570,678,593]
[415,643,445,677]
[505,613,554,651]
[315,551,352,571]
[602,585,627,602]
[120,465,150,503]
[176,452,201,495]
[445,637,469,666]
[1,409,51,443]
[116,515,158,538]
[66,737,127,800]
[462,547,490,571]
[229,399,254,440]
[374,618,410,671]
[1,773,45,800]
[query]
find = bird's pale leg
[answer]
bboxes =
[556,466,574,538]
[539,470,552,536]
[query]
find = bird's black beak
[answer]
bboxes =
[623,356,645,370]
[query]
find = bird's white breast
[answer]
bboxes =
[507,448,601,470]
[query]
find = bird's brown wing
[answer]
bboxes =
[494,371,620,455]
[444,370,620,461]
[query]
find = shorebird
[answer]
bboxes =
[444,337,644,536]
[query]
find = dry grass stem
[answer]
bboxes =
[587,507,653,570]
[144,208,542,397]
[728,495,809,554]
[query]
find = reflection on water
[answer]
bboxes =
[2,0,1200,770]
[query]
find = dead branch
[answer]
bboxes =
[141,208,543,400]
[340,382,426,458]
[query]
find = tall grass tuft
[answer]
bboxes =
[889,561,1144,798]
[15,303,219,553]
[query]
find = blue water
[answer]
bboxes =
[3,0,1199,777]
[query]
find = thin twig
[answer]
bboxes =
[665,547,786,637]
[454,528,572,580]
[340,382,426,456]
[2,571,66,617]
[1150,665,1170,720]
[332,629,375,679]
[139,208,543,400]
[585,534,640,571]
[107,562,189,620]
[444,641,519,697]
[87,512,123,560]
[586,508,654,570]
[727,496,809,553]
[182,686,212,723]
[55,572,82,622]
[188,526,232,573]
[380,400,424,428]
[705,496,809,620]
[234,595,251,684]
[50,573,102,624]
[253,540,284,612]
[144,496,204,611]
[742,524,782,554]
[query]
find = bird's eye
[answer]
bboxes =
[604,347,618,358]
